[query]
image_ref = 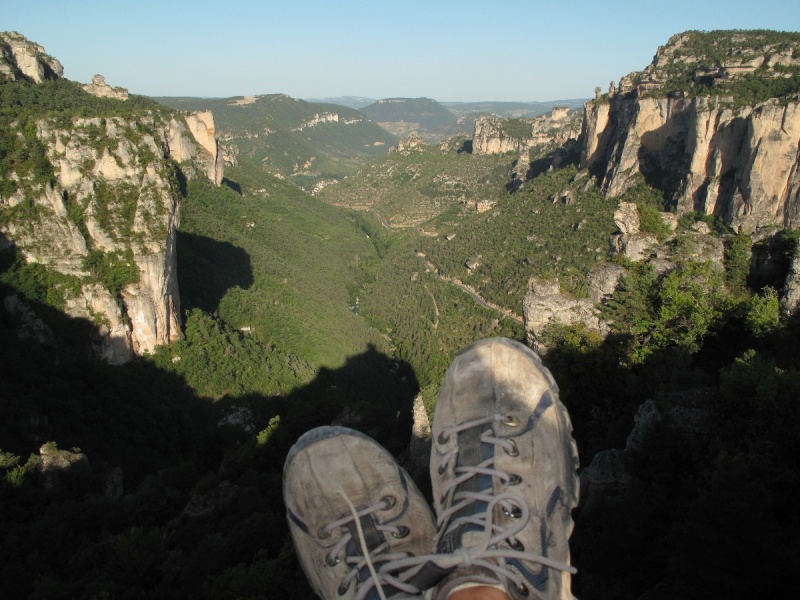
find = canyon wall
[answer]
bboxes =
[581,95,800,234]
[1,33,223,363]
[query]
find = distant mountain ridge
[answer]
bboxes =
[303,96,376,109]
[443,99,588,118]
[360,97,458,141]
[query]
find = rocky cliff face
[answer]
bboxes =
[83,74,129,101]
[472,109,583,156]
[0,33,223,363]
[0,31,63,82]
[581,96,800,234]
[580,31,800,235]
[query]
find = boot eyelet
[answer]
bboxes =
[505,439,519,457]
[392,526,410,538]
[509,538,525,551]
[337,581,350,595]
[437,431,450,444]
[318,527,331,539]
[503,504,523,518]
[507,473,522,486]
[381,495,396,510]
[517,583,529,597]
[502,415,520,427]
[437,462,447,475]
[326,553,341,567]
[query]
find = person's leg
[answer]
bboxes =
[429,337,579,600]
[283,426,442,600]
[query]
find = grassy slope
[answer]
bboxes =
[177,166,388,369]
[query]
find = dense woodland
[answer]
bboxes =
[2,41,800,598]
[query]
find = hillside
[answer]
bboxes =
[360,97,458,141]
[618,29,800,101]
[154,94,397,191]
[319,106,584,226]
[319,140,515,226]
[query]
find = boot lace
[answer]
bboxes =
[325,491,433,600]
[428,413,576,594]
[325,414,575,599]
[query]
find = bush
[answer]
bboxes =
[82,249,140,298]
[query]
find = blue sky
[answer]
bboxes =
[2,0,799,102]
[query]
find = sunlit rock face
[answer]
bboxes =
[580,32,800,236]
[0,33,223,363]
[0,31,64,82]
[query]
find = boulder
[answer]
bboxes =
[614,201,641,234]
[523,277,609,349]
[587,264,627,304]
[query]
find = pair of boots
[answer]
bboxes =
[283,338,580,600]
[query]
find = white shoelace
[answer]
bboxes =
[329,492,431,600]
[327,414,575,599]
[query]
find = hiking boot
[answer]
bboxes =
[429,338,580,600]
[284,426,445,600]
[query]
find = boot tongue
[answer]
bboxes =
[438,426,494,553]
[344,512,384,556]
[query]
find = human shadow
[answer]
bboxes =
[0,290,419,599]
[177,231,254,314]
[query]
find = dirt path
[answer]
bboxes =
[419,254,523,324]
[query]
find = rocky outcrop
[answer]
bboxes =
[609,201,659,261]
[0,31,63,82]
[83,74,129,100]
[586,263,628,304]
[580,32,800,236]
[581,395,712,512]
[0,35,224,363]
[407,394,432,477]
[472,109,583,156]
[39,442,89,490]
[167,110,224,186]
[780,244,800,316]
[392,131,426,154]
[523,277,609,350]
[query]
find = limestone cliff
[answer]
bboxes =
[580,31,800,235]
[0,33,223,363]
[0,31,63,83]
[83,74,129,101]
[472,109,583,156]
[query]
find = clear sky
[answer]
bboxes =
[2,0,799,102]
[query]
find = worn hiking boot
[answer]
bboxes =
[429,338,580,600]
[284,426,445,600]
